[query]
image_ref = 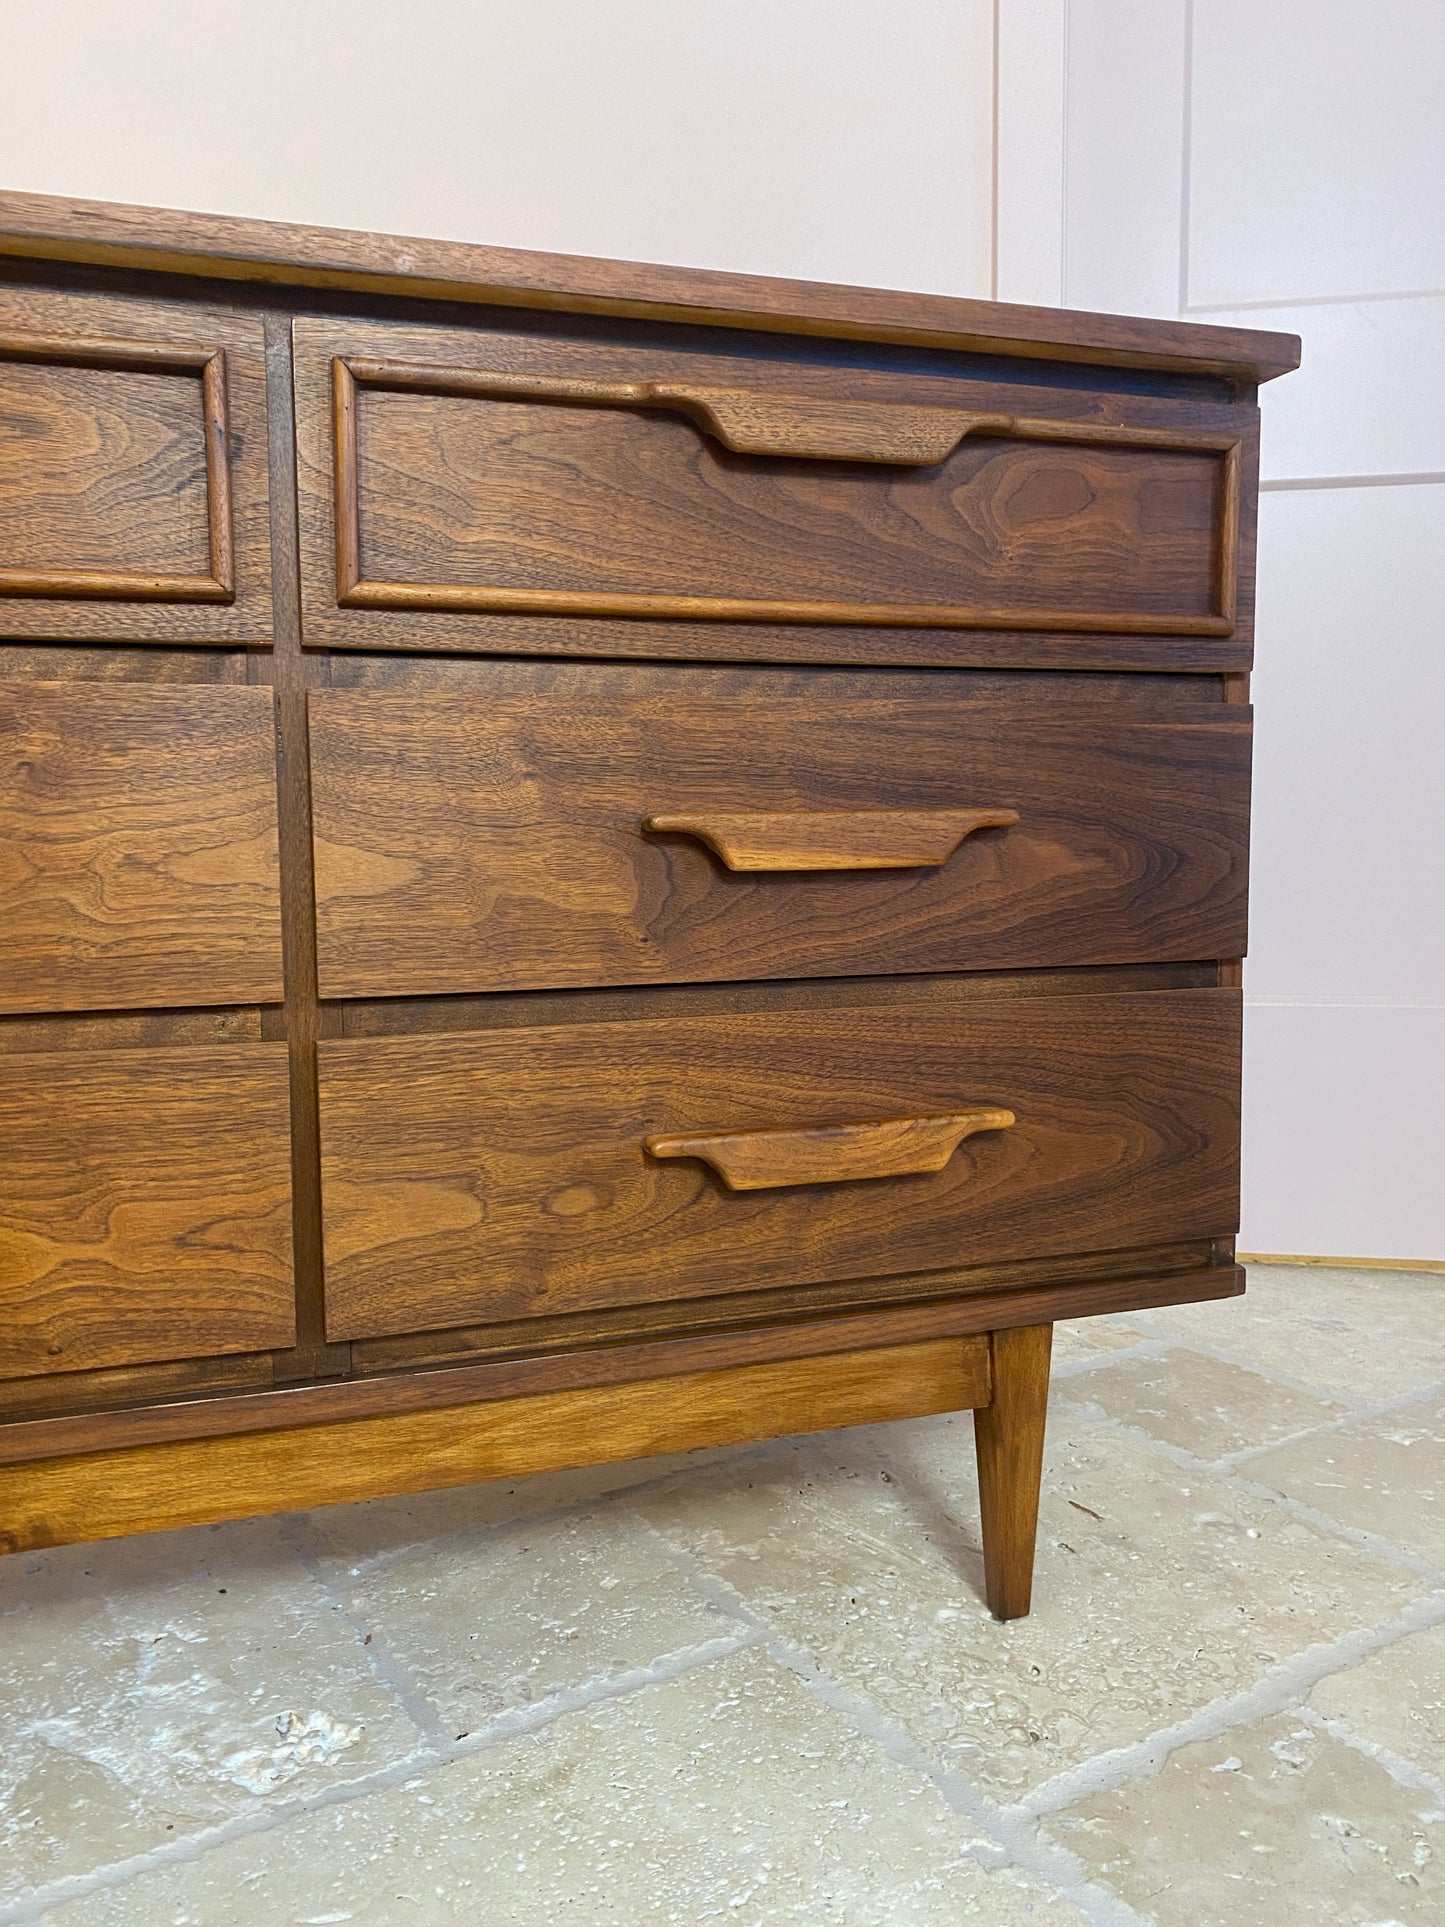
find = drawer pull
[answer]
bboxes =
[644,808,1019,871]
[645,1109,1016,1190]
[340,359,1004,466]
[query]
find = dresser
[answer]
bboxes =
[0,191,1299,1618]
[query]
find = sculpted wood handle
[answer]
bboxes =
[645,1109,1016,1191]
[340,359,1008,464]
[643,808,1019,871]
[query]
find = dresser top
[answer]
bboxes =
[0,187,1300,386]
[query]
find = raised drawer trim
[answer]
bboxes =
[329,354,1242,636]
[0,329,235,603]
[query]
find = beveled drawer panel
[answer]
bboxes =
[309,681,1250,998]
[295,317,1256,670]
[0,285,273,643]
[316,987,1241,1342]
[0,1044,295,1379]
[0,682,284,1014]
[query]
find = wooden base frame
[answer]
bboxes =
[0,1325,1053,1622]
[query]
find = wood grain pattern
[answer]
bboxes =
[0,284,272,642]
[0,1259,1243,1465]
[0,330,232,601]
[0,681,284,1014]
[0,187,1301,382]
[295,316,1260,671]
[645,1110,1016,1190]
[316,987,1241,1342]
[347,1234,1227,1374]
[0,1043,295,1379]
[326,350,1238,634]
[0,1337,990,1555]
[308,682,1251,998]
[974,1323,1053,1620]
[642,808,1021,870]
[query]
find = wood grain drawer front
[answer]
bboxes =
[0,1044,295,1379]
[0,683,284,1015]
[0,287,272,643]
[309,687,1250,998]
[294,318,1254,663]
[316,988,1240,1342]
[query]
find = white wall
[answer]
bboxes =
[0,0,994,296]
[1,1,1438,1259]
[1046,0,1445,1262]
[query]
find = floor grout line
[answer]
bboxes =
[1218,1375,1445,1471]
[1299,1706,1445,1809]
[1054,1393,1445,1584]
[0,1627,759,1925]
[624,1506,1152,1927]
[1018,1589,1445,1819]
[1110,1309,1445,1415]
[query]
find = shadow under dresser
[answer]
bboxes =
[0,189,1300,1618]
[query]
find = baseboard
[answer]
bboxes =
[1238,1252,1445,1275]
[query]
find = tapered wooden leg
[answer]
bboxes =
[973,1322,1053,1621]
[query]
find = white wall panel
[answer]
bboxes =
[1060,0,1187,318]
[994,0,1067,306]
[1187,0,1445,308]
[1248,485,1445,1003]
[0,0,996,294]
[1210,296,1445,483]
[1240,1003,1445,1262]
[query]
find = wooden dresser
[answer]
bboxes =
[0,191,1299,1618]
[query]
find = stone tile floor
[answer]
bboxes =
[3,1262,1444,1925]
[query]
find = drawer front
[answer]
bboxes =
[295,317,1256,669]
[0,286,272,643]
[0,682,284,1014]
[310,683,1250,998]
[317,988,1241,1342]
[0,1044,295,1379]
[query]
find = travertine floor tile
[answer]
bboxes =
[46,1649,1090,1926]
[1309,1620,1445,1785]
[287,1444,754,1570]
[340,1506,731,1735]
[1048,1712,1444,1925]
[1128,1264,1445,1405]
[1051,1317,1146,1369]
[1245,1390,1445,1569]
[1065,1348,1344,1458]
[631,1407,1427,1798]
[0,1519,422,1904]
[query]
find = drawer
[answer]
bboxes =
[0,285,272,643]
[316,987,1241,1342]
[0,682,284,1014]
[0,1044,294,1379]
[309,681,1250,998]
[294,317,1256,670]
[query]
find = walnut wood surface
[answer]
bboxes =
[0,187,1301,382]
[0,331,233,600]
[0,1259,1243,1465]
[0,681,284,1013]
[0,204,1267,1581]
[645,1110,1016,1190]
[0,284,273,642]
[323,339,1235,634]
[316,988,1241,1342]
[0,1043,295,1379]
[0,1336,991,1555]
[643,808,1021,870]
[308,682,1250,998]
[295,316,1260,669]
[974,1323,1053,1620]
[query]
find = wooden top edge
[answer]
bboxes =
[0,187,1302,383]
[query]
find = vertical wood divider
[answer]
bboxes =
[256,310,350,1382]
